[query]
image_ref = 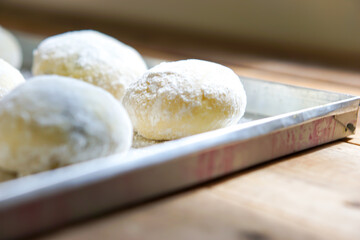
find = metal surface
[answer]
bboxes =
[0,32,359,239]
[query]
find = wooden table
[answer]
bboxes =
[26,56,359,240]
[1,6,360,240]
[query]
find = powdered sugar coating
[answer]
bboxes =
[123,59,247,140]
[132,131,162,148]
[32,30,147,100]
[0,75,133,176]
[0,59,25,99]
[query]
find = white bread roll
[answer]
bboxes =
[0,59,25,99]
[32,30,147,100]
[0,75,133,176]
[123,59,247,140]
[0,26,22,69]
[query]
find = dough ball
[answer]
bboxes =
[123,59,247,140]
[0,75,133,176]
[0,26,22,69]
[132,132,162,148]
[0,59,25,99]
[32,30,147,100]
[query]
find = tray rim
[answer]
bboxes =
[0,77,358,209]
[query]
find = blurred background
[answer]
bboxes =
[1,0,360,69]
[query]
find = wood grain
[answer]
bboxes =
[30,49,360,240]
[34,143,360,240]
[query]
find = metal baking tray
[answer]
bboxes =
[0,32,359,239]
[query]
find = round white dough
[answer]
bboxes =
[123,59,247,140]
[132,132,161,148]
[32,30,147,100]
[0,75,133,176]
[0,59,25,99]
[0,26,22,69]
